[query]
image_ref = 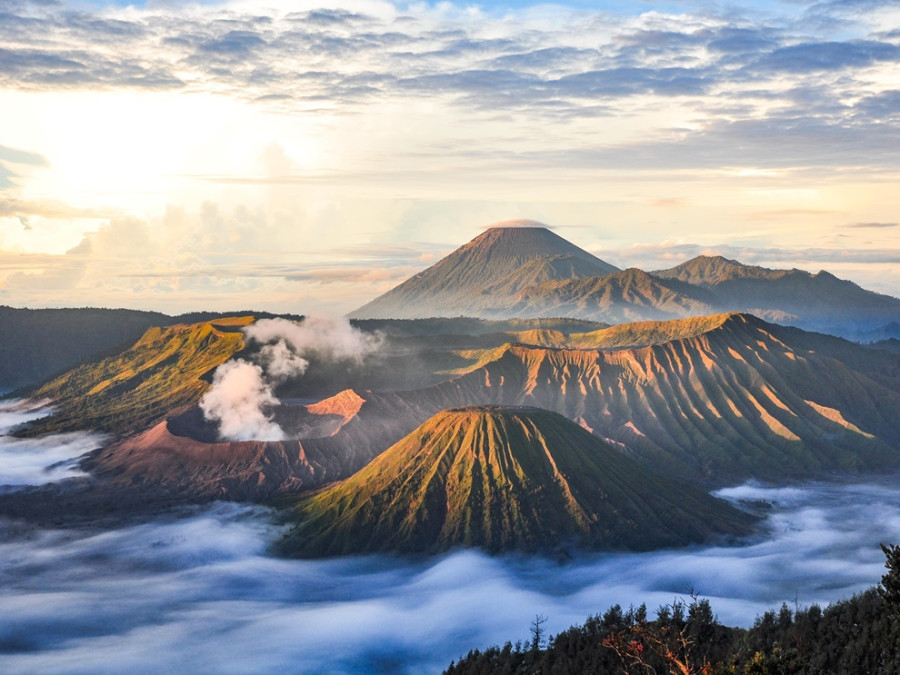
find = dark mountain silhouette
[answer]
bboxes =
[0,306,169,391]
[281,406,756,557]
[349,222,619,319]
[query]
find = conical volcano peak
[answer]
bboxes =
[462,224,600,263]
[281,405,758,557]
[350,222,619,319]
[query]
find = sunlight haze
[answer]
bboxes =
[1,0,898,313]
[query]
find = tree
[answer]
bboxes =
[530,614,548,652]
[879,542,900,616]
[602,594,717,675]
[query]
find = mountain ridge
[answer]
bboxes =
[84,312,900,500]
[350,227,900,337]
[281,406,757,557]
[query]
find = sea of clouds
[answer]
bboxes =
[1,400,899,673]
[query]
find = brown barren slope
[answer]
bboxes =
[87,313,900,500]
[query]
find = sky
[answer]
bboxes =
[1,0,899,314]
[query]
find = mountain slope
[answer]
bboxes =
[654,256,900,332]
[390,313,900,482]
[21,317,250,436]
[349,223,619,319]
[351,224,900,334]
[84,313,900,500]
[510,268,716,322]
[0,306,170,390]
[281,406,756,557]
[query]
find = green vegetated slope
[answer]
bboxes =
[21,317,250,436]
[350,226,619,319]
[567,313,736,349]
[0,306,171,390]
[282,406,756,557]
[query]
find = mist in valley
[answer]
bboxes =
[0,401,104,486]
[1,407,899,674]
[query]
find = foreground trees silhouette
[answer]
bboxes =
[445,544,900,674]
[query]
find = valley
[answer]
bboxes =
[2,227,900,559]
[1,224,900,674]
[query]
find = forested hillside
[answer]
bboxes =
[446,545,900,674]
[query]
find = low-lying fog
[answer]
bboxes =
[0,400,104,486]
[1,403,899,674]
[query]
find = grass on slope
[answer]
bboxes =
[568,313,736,349]
[19,318,250,437]
[282,406,757,557]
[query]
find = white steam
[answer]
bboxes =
[199,361,284,442]
[246,316,382,366]
[200,316,381,442]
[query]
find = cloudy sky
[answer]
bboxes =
[1,0,899,314]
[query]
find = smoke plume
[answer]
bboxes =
[200,316,381,441]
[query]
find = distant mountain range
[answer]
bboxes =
[281,406,756,557]
[351,225,900,338]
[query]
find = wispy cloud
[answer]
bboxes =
[603,241,900,271]
[845,221,898,229]
[0,1,895,177]
[0,198,111,219]
[0,144,48,190]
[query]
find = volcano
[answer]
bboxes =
[350,225,900,335]
[349,222,619,319]
[281,406,757,557]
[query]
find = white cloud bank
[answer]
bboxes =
[0,477,899,673]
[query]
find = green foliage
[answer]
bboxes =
[880,543,900,615]
[445,546,900,675]
[18,319,247,436]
